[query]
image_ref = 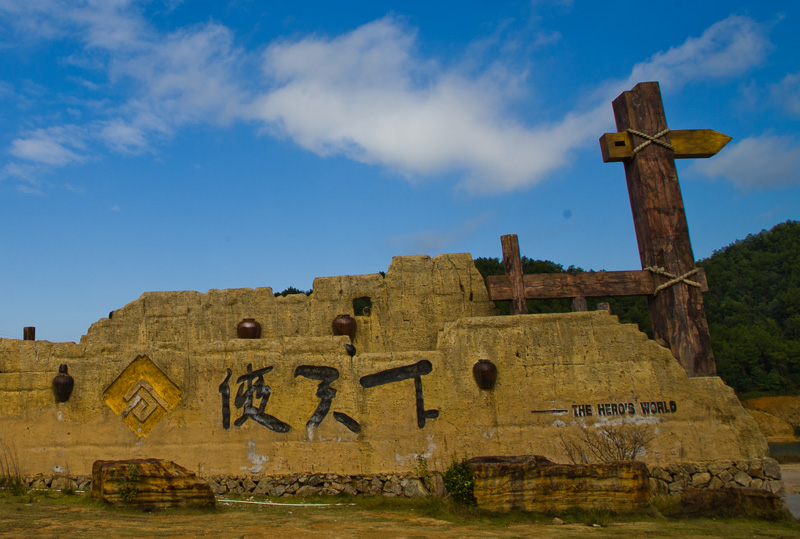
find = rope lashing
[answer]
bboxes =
[626,128,674,155]
[645,266,702,296]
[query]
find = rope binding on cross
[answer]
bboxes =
[644,266,702,296]
[626,128,674,156]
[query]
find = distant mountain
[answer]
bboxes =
[474,220,800,397]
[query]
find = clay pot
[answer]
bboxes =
[332,314,356,342]
[53,364,74,402]
[472,360,498,390]
[237,318,262,339]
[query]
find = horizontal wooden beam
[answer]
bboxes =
[599,129,731,163]
[486,268,707,301]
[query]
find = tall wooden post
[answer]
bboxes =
[612,82,715,376]
[501,234,528,315]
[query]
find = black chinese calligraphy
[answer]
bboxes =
[219,363,291,433]
[219,368,232,429]
[359,360,439,428]
[294,365,361,434]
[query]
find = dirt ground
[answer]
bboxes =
[783,464,800,495]
[2,497,799,539]
[2,468,800,539]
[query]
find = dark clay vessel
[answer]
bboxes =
[332,314,356,342]
[472,360,498,390]
[237,318,262,339]
[53,364,74,402]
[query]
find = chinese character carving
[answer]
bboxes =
[219,363,290,433]
[360,360,439,428]
[294,365,361,434]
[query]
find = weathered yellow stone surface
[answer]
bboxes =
[92,458,215,509]
[470,456,650,513]
[0,253,767,478]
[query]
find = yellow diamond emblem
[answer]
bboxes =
[104,355,181,437]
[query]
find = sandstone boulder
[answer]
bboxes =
[469,455,649,513]
[92,458,215,510]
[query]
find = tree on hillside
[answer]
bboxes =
[472,256,652,334]
[474,220,800,396]
[698,220,800,395]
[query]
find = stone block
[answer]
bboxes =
[91,459,215,510]
[680,488,784,516]
[431,475,446,497]
[748,461,765,479]
[733,470,752,487]
[253,480,272,495]
[402,478,428,498]
[208,480,226,495]
[50,477,77,491]
[717,470,733,484]
[763,459,782,480]
[225,479,240,491]
[691,472,711,488]
[707,461,733,476]
[668,480,684,494]
[295,485,320,497]
[242,478,257,492]
[307,474,322,487]
[269,485,286,497]
[708,476,724,489]
[650,467,672,482]
[470,455,649,513]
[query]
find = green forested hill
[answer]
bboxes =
[698,220,800,396]
[473,220,800,397]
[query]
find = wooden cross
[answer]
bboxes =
[488,82,730,377]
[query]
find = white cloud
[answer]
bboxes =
[770,72,800,117]
[254,14,770,193]
[625,16,770,91]
[690,135,800,189]
[0,5,777,193]
[9,127,86,165]
[1,0,249,169]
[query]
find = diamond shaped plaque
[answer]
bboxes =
[104,355,182,437]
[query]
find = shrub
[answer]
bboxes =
[441,457,476,505]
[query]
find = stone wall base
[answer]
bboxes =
[649,458,785,497]
[18,472,442,499]
[17,458,786,502]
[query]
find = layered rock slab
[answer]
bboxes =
[470,455,650,513]
[92,458,215,510]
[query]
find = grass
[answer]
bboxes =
[0,439,26,496]
[1,490,800,539]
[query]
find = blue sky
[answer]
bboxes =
[1,1,798,343]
